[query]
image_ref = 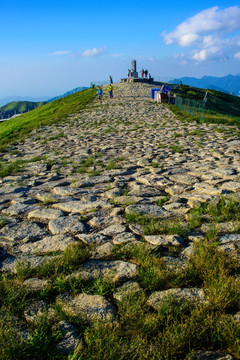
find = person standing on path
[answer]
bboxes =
[108,84,113,99]
[109,75,113,84]
[141,69,144,78]
[97,87,103,101]
[144,69,148,78]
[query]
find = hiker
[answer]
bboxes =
[128,69,131,78]
[109,75,113,84]
[140,69,144,78]
[108,84,113,99]
[97,87,103,101]
[144,69,148,78]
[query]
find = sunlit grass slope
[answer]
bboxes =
[0,88,96,152]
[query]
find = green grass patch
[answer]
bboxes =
[0,88,96,152]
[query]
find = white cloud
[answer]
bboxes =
[82,47,105,57]
[162,6,240,63]
[234,51,240,59]
[53,51,71,55]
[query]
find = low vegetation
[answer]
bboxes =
[0,197,240,359]
[0,88,96,152]
[170,84,240,128]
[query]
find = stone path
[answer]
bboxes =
[0,82,239,356]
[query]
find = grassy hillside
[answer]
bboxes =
[173,84,240,127]
[0,101,47,120]
[0,88,96,152]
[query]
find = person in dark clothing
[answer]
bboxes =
[109,76,113,84]
[144,69,148,78]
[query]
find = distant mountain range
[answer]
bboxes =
[0,87,88,119]
[47,87,88,102]
[0,86,88,107]
[171,74,240,95]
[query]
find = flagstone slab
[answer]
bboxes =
[0,221,48,242]
[19,235,77,254]
[125,204,170,217]
[67,260,137,284]
[147,287,206,310]
[52,200,112,214]
[144,235,184,247]
[27,208,64,221]
[56,293,116,322]
[48,215,86,235]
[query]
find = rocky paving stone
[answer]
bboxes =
[2,203,36,216]
[76,233,109,245]
[27,207,64,221]
[190,350,234,360]
[113,281,142,302]
[48,215,86,235]
[218,234,240,244]
[55,321,80,355]
[112,232,137,245]
[19,235,77,254]
[52,200,112,214]
[56,293,116,322]
[0,221,48,242]
[147,287,206,310]
[125,204,170,217]
[100,224,127,236]
[24,300,55,323]
[22,277,49,292]
[67,260,138,284]
[143,235,184,247]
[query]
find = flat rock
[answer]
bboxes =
[147,287,206,310]
[218,234,240,244]
[125,204,170,217]
[168,174,199,186]
[76,233,109,245]
[27,208,64,221]
[56,321,80,355]
[24,300,55,323]
[144,235,184,247]
[52,186,83,196]
[48,215,86,235]
[2,203,35,216]
[113,281,142,302]
[56,293,116,322]
[0,221,48,242]
[100,224,127,236]
[68,260,137,284]
[190,350,233,360]
[22,277,49,292]
[53,200,112,214]
[220,181,240,192]
[91,242,115,259]
[112,232,137,245]
[19,235,77,254]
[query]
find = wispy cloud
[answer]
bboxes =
[81,47,106,57]
[162,6,240,63]
[53,51,71,56]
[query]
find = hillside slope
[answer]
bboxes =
[0,87,96,151]
[0,100,47,119]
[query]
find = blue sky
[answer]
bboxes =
[1,0,240,98]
